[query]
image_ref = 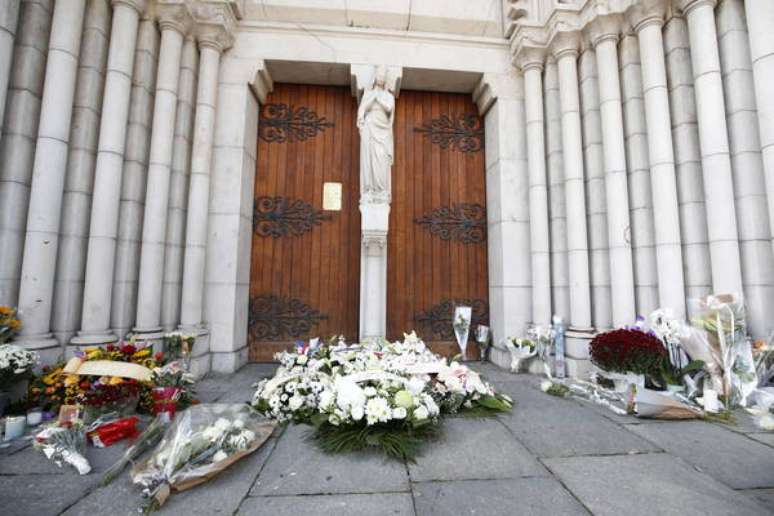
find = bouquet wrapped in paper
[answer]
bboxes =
[131,404,274,511]
[34,419,91,475]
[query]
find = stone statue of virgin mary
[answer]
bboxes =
[357,66,395,203]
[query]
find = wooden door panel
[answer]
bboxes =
[249,84,360,361]
[387,91,489,358]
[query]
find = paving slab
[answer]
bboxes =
[749,432,774,448]
[0,436,126,475]
[0,473,99,516]
[64,435,279,516]
[407,417,547,482]
[411,477,589,516]
[250,423,410,496]
[238,493,415,516]
[543,453,771,516]
[496,382,659,458]
[742,488,774,509]
[625,421,774,489]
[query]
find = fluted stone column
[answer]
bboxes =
[620,33,658,316]
[716,0,774,339]
[516,49,552,326]
[0,0,52,306]
[51,0,111,346]
[15,0,86,359]
[160,36,197,332]
[551,32,593,376]
[73,0,145,347]
[627,3,686,317]
[588,19,637,328]
[473,70,531,367]
[544,57,570,321]
[676,0,743,294]
[180,33,229,377]
[578,48,611,331]
[0,0,21,134]
[110,18,158,339]
[663,15,712,311]
[745,0,774,251]
[134,12,188,337]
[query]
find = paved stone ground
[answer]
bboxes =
[1,363,773,515]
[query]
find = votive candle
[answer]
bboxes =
[4,416,26,440]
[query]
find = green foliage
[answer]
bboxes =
[311,421,440,463]
[544,383,570,398]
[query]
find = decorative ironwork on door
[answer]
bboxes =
[414,203,487,244]
[253,196,332,238]
[249,294,328,341]
[414,299,490,340]
[258,103,334,143]
[414,113,484,153]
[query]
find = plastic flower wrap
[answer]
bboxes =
[131,404,274,511]
[34,419,91,475]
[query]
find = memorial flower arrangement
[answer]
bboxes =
[252,332,512,461]
[34,418,91,475]
[0,343,39,390]
[590,328,669,379]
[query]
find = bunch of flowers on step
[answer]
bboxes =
[0,343,38,390]
[34,419,91,475]
[252,332,512,460]
[131,404,274,512]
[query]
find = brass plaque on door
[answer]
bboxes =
[323,182,342,211]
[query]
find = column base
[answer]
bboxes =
[565,357,592,379]
[68,331,119,356]
[13,334,63,366]
[211,346,248,374]
[130,327,166,354]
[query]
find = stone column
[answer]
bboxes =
[0,0,53,306]
[550,32,593,376]
[473,70,532,368]
[663,16,712,311]
[52,0,111,346]
[15,0,86,360]
[516,48,552,326]
[0,0,20,134]
[589,17,637,328]
[745,0,774,251]
[716,0,774,339]
[620,33,659,316]
[180,30,230,377]
[73,0,146,347]
[161,36,197,331]
[110,18,158,339]
[133,9,189,338]
[544,57,571,321]
[626,3,686,317]
[578,47,611,331]
[676,0,743,294]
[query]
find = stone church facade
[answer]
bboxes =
[1,0,772,377]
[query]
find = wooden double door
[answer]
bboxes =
[248,84,488,360]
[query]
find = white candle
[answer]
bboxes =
[26,410,42,426]
[4,416,26,440]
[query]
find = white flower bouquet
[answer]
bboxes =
[0,343,39,390]
[34,419,92,475]
[131,404,275,512]
[252,332,512,461]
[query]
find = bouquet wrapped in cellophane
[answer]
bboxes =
[131,404,274,512]
[34,419,91,475]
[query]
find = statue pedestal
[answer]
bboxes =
[359,201,389,341]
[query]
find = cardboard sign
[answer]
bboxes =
[63,358,152,382]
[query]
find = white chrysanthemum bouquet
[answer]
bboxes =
[0,343,38,390]
[252,332,512,461]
